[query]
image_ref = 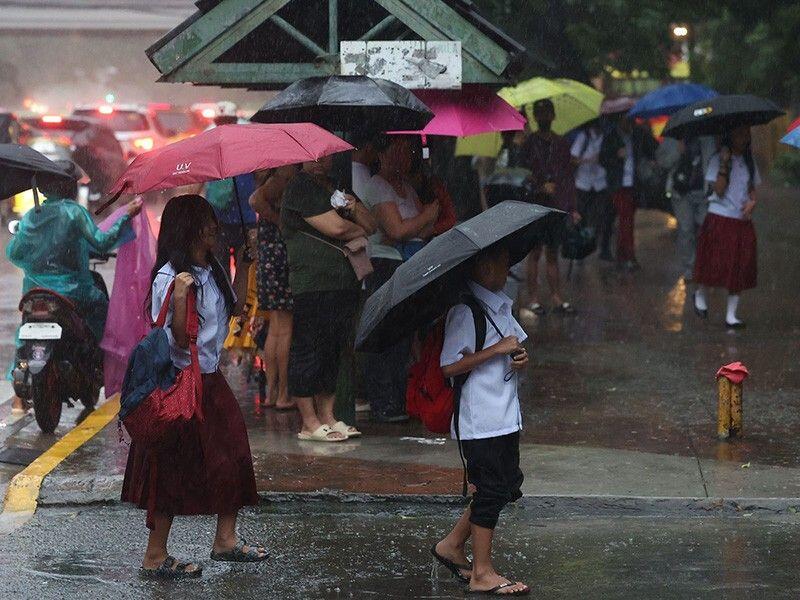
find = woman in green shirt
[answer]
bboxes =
[280,155,376,442]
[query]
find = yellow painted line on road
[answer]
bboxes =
[2,395,120,514]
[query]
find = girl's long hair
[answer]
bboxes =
[720,133,756,192]
[147,194,236,316]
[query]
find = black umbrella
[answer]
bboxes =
[0,143,72,208]
[250,75,434,133]
[663,94,784,139]
[356,201,561,352]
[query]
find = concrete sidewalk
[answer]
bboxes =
[11,185,800,514]
[37,419,800,513]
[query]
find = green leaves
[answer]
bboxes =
[473,0,799,105]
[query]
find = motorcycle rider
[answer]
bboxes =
[7,160,142,412]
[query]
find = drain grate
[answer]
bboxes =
[0,446,42,466]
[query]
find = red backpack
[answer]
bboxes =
[406,296,487,434]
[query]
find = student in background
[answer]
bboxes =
[600,112,658,271]
[571,121,612,261]
[693,126,759,328]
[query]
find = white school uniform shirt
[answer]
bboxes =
[570,130,607,192]
[705,154,761,220]
[151,262,234,374]
[440,281,527,441]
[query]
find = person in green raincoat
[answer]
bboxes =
[6,161,141,410]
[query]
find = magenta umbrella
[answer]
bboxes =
[388,86,526,137]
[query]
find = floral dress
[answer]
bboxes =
[256,220,293,311]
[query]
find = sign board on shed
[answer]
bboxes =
[340,41,462,90]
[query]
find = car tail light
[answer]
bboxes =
[201,107,216,119]
[133,137,154,151]
[41,115,63,124]
[98,105,114,114]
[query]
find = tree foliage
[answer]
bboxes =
[474,0,800,105]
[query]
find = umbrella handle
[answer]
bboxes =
[31,174,41,213]
[94,181,129,216]
[232,181,254,262]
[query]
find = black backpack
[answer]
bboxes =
[672,138,704,194]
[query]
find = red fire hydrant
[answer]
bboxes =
[716,362,749,440]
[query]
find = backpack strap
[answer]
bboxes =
[451,293,494,497]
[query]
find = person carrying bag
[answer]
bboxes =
[121,194,266,579]
[120,283,202,447]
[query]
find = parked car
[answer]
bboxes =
[72,104,171,161]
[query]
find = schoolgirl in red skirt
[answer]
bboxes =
[693,126,759,328]
[122,194,264,578]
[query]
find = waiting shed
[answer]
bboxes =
[146,0,529,90]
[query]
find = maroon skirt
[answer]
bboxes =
[121,371,259,529]
[693,213,757,293]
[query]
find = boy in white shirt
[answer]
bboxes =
[431,243,531,596]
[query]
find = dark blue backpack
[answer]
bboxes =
[119,322,176,420]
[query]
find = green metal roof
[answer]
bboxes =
[146,0,530,89]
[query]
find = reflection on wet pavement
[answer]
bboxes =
[1,503,799,599]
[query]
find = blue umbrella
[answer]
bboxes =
[781,127,800,149]
[630,83,718,119]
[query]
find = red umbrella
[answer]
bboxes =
[106,122,352,196]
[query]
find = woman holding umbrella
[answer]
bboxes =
[663,94,783,327]
[692,125,759,328]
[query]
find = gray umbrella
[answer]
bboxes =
[250,75,434,133]
[0,143,72,209]
[356,200,561,352]
[663,94,783,139]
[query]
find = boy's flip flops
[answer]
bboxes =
[430,544,471,583]
[464,582,531,596]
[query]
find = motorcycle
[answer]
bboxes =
[9,219,113,433]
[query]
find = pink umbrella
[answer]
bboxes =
[389,86,526,137]
[106,122,352,197]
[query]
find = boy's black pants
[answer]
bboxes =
[461,431,524,529]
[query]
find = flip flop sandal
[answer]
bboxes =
[430,544,471,583]
[464,582,530,596]
[331,421,362,438]
[140,556,203,579]
[211,537,270,563]
[527,303,546,315]
[552,302,576,314]
[297,424,346,442]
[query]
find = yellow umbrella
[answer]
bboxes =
[455,78,604,157]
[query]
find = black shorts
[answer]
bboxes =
[288,290,359,398]
[462,431,524,529]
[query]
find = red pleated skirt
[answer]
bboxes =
[693,213,757,293]
[121,371,259,529]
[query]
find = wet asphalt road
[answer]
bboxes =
[1,502,799,599]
